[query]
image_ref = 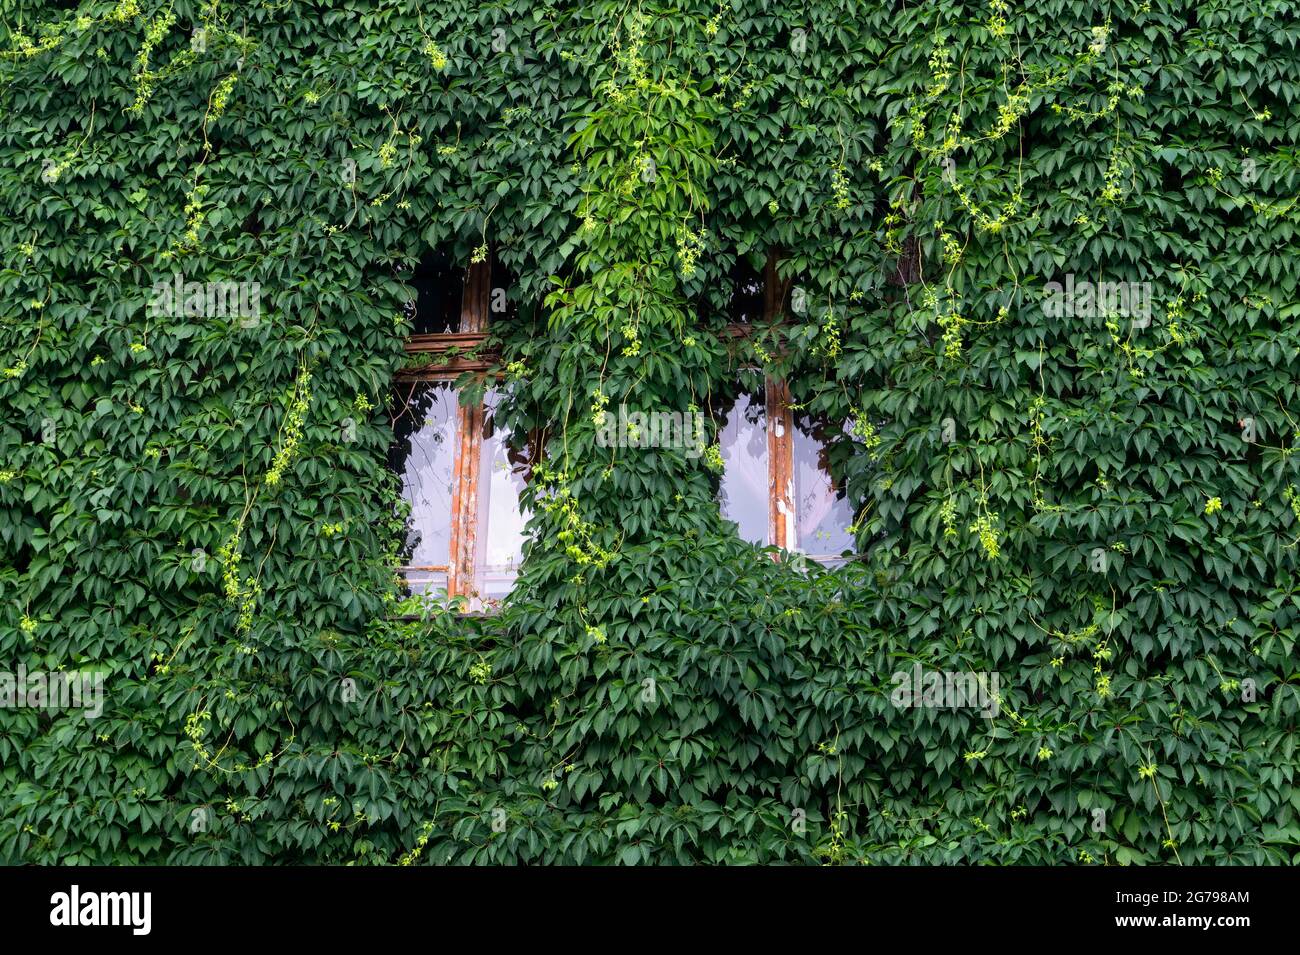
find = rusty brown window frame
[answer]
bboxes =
[721,252,801,551]
[393,251,842,590]
[393,260,505,600]
[720,252,854,560]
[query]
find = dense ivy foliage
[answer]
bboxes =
[1,0,1297,864]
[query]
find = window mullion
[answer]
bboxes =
[761,251,794,553]
[765,375,781,549]
[450,401,484,599]
[450,259,492,600]
[462,260,490,333]
[768,375,794,551]
[447,404,467,597]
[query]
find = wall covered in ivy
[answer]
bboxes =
[1,0,1297,864]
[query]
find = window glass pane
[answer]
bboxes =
[389,381,458,591]
[717,391,769,545]
[697,256,763,325]
[401,250,464,334]
[791,414,855,562]
[726,259,764,323]
[473,389,531,603]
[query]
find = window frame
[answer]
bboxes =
[393,250,853,595]
[721,252,856,559]
[724,253,801,552]
[393,259,507,600]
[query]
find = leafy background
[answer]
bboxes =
[1,0,1297,864]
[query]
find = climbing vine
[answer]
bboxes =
[0,0,1297,865]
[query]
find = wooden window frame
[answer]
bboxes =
[721,252,853,559]
[723,253,800,551]
[394,259,506,600]
[394,250,844,587]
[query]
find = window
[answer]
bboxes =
[716,254,857,563]
[389,381,458,595]
[716,389,769,545]
[389,256,530,607]
[388,249,855,598]
[790,410,856,564]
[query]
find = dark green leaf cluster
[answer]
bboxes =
[0,0,1296,864]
